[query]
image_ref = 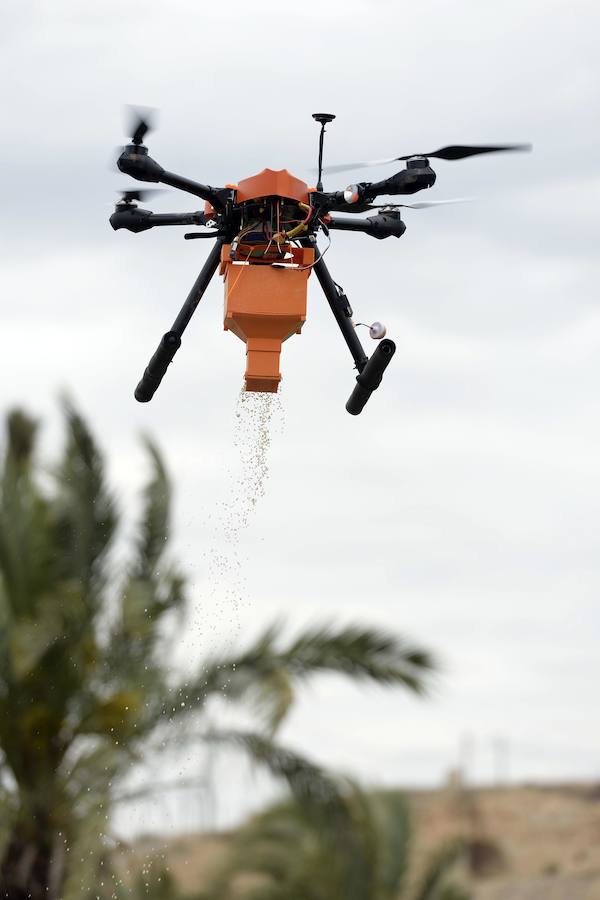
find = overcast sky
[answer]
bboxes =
[1,0,599,836]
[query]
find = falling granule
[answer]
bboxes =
[231,387,285,528]
[201,387,284,641]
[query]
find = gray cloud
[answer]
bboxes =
[2,0,599,834]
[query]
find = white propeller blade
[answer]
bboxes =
[319,158,400,175]
[400,197,473,209]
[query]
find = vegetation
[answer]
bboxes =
[199,786,469,900]
[0,402,436,899]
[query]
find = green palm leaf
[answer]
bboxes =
[372,791,411,899]
[52,398,117,593]
[208,732,377,900]
[206,730,349,813]
[132,435,171,580]
[176,621,435,733]
[411,838,466,900]
[202,787,469,900]
[0,410,54,619]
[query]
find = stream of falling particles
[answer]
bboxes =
[106,391,285,866]
[202,387,285,644]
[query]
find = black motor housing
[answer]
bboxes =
[366,211,406,240]
[110,206,153,233]
[117,144,165,183]
[327,211,406,240]
[367,159,436,197]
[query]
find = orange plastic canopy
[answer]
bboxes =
[236,169,310,204]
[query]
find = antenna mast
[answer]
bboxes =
[312,113,336,191]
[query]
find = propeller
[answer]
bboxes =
[125,105,157,146]
[398,143,531,161]
[115,188,166,206]
[111,106,158,171]
[328,197,472,214]
[366,197,473,211]
[322,143,531,175]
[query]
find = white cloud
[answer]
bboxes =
[2,0,600,834]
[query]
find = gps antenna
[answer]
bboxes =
[312,113,336,191]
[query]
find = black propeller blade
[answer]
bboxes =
[116,188,166,205]
[125,105,157,146]
[322,143,531,175]
[398,143,531,161]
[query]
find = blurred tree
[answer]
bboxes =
[199,787,470,900]
[0,402,435,900]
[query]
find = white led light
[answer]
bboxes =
[369,321,387,339]
[344,185,360,204]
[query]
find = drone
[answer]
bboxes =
[111,110,530,414]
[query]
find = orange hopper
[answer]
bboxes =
[221,169,314,392]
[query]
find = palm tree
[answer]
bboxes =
[199,787,470,900]
[0,401,436,900]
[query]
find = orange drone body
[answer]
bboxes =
[117,110,526,413]
[220,169,315,393]
[236,168,311,204]
[203,168,312,230]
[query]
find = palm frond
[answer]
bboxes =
[411,838,466,900]
[374,791,411,899]
[6,606,64,681]
[437,887,471,900]
[175,621,435,733]
[282,623,436,691]
[52,398,117,592]
[133,436,172,580]
[207,730,347,814]
[201,781,415,900]
[204,732,373,900]
[0,409,55,620]
[4,409,38,471]
[97,437,185,676]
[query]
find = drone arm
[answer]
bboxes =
[362,162,436,199]
[327,213,406,240]
[134,236,226,402]
[146,211,208,226]
[159,170,228,211]
[300,235,396,414]
[117,149,227,211]
[326,216,371,233]
[316,163,437,213]
[300,236,368,373]
[110,208,208,233]
[345,340,396,415]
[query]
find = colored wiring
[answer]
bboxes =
[231,219,260,260]
[273,202,314,242]
[227,248,254,296]
[273,201,279,253]
[293,226,331,271]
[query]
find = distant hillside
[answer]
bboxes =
[408,781,600,899]
[115,781,600,900]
